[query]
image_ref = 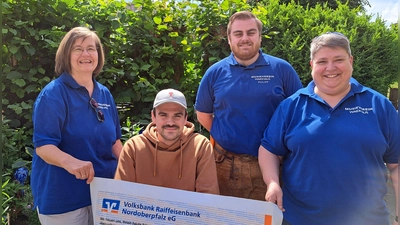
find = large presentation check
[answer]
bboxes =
[90,177,283,225]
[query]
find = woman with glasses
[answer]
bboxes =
[258,32,398,225]
[31,27,123,225]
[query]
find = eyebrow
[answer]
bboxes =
[232,28,258,34]
[316,54,347,60]
[72,44,96,47]
[158,111,184,116]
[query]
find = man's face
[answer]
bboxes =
[228,18,262,64]
[151,102,187,146]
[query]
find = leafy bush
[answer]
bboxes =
[2,176,13,225]
[2,0,397,133]
[121,117,144,143]
[1,118,35,224]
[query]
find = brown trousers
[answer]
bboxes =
[213,142,266,201]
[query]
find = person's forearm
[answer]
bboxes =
[112,139,123,159]
[36,144,76,168]
[37,144,95,183]
[388,164,398,218]
[258,145,281,186]
[196,111,213,132]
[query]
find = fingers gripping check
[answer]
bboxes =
[66,159,95,184]
[265,182,285,212]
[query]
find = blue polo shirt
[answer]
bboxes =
[261,78,399,225]
[195,50,302,156]
[31,72,121,214]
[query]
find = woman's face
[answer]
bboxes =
[70,36,98,76]
[310,46,353,96]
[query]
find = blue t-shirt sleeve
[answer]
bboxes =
[382,100,399,164]
[33,92,65,148]
[195,69,215,114]
[260,104,288,156]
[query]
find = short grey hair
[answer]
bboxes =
[310,32,351,60]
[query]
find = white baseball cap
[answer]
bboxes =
[153,88,187,109]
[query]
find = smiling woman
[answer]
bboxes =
[69,36,99,82]
[310,33,354,107]
[31,27,123,225]
[258,31,399,225]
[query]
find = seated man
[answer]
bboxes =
[114,88,219,194]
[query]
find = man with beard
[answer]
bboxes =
[195,11,302,201]
[115,89,219,195]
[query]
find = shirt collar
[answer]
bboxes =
[59,71,99,92]
[300,77,367,98]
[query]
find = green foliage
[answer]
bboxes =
[278,0,371,10]
[2,0,80,128]
[1,177,36,225]
[1,118,34,224]
[18,188,40,225]
[2,120,31,172]
[2,176,13,225]
[2,0,397,131]
[121,117,144,143]
[2,180,39,225]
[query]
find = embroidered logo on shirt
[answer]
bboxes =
[97,102,111,110]
[251,75,274,83]
[345,106,373,114]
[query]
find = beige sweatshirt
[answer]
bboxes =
[114,122,219,195]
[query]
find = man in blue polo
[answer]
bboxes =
[195,11,302,201]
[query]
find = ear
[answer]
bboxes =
[349,55,353,65]
[310,60,314,69]
[151,110,156,123]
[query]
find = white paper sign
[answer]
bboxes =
[90,177,283,225]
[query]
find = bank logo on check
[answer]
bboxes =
[101,198,120,214]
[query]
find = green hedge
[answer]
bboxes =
[1,0,397,142]
[2,0,397,131]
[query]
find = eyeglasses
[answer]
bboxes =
[72,46,97,55]
[90,98,105,122]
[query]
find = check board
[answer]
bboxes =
[90,177,283,225]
